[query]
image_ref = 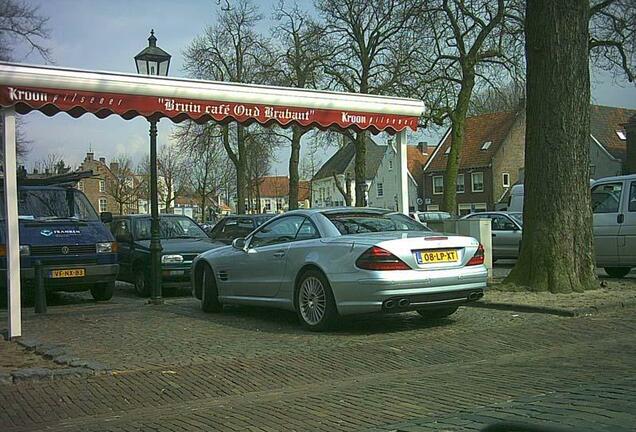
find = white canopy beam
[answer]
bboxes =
[2,107,21,339]
[396,130,409,214]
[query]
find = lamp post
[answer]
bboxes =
[134,30,171,305]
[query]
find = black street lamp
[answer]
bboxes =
[134,30,171,305]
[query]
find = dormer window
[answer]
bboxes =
[480,141,492,150]
[616,130,626,140]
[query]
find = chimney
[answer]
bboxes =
[86,152,94,161]
[99,157,106,164]
[625,114,636,175]
[110,162,119,172]
[417,141,429,155]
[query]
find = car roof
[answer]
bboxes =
[223,214,274,219]
[113,214,192,219]
[592,174,636,184]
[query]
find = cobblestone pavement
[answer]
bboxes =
[1,284,635,431]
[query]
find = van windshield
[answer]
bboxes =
[7,188,99,221]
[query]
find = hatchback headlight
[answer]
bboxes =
[96,242,114,253]
[161,254,183,264]
[20,245,30,256]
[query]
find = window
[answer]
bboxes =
[629,182,636,212]
[111,219,130,240]
[77,181,84,191]
[458,203,487,216]
[456,174,465,193]
[326,212,428,235]
[471,172,484,192]
[444,146,451,155]
[264,199,272,212]
[295,219,320,241]
[458,203,472,216]
[388,160,393,170]
[99,198,107,213]
[616,130,626,140]
[377,182,384,197]
[433,176,444,195]
[427,205,440,211]
[250,216,306,248]
[480,141,492,150]
[592,182,623,213]
[99,180,105,193]
[491,215,517,231]
[502,172,510,188]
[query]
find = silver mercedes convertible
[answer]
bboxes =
[192,208,487,331]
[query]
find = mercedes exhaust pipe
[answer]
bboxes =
[468,291,483,301]
[384,299,396,309]
[398,298,410,307]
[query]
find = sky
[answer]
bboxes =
[12,0,636,174]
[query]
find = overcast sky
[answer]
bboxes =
[14,0,636,174]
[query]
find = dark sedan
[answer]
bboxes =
[206,214,274,244]
[110,214,223,296]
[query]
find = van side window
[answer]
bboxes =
[591,183,623,214]
[629,182,636,212]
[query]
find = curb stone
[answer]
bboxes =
[466,298,636,317]
[3,337,111,384]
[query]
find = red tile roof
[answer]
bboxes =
[258,176,311,201]
[590,105,635,160]
[426,111,519,172]
[406,146,430,177]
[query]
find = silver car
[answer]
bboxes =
[461,211,523,260]
[192,208,488,331]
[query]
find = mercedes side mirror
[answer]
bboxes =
[232,237,246,250]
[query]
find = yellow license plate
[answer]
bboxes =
[50,269,86,278]
[417,250,458,264]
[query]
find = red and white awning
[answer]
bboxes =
[0,62,425,134]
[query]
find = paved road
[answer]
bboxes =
[1,285,635,431]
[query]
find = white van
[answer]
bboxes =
[503,176,635,277]
[591,174,636,278]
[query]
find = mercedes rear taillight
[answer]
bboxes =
[467,244,485,266]
[356,246,410,271]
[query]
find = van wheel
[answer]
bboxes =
[417,306,458,319]
[91,282,114,301]
[134,267,150,297]
[604,267,631,278]
[201,264,222,313]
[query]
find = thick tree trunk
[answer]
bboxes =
[354,131,367,207]
[288,126,303,210]
[505,0,596,293]
[625,115,636,174]
[442,77,474,215]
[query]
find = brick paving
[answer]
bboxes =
[1,284,635,431]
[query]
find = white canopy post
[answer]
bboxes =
[2,108,21,339]
[396,130,409,215]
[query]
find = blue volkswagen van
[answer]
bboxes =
[1,173,119,301]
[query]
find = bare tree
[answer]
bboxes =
[157,142,187,214]
[183,0,271,214]
[589,0,635,83]
[0,0,52,159]
[107,155,145,215]
[270,1,330,210]
[34,152,71,175]
[174,123,234,220]
[316,0,421,206]
[469,81,525,116]
[0,0,51,62]
[413,0,524,214]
